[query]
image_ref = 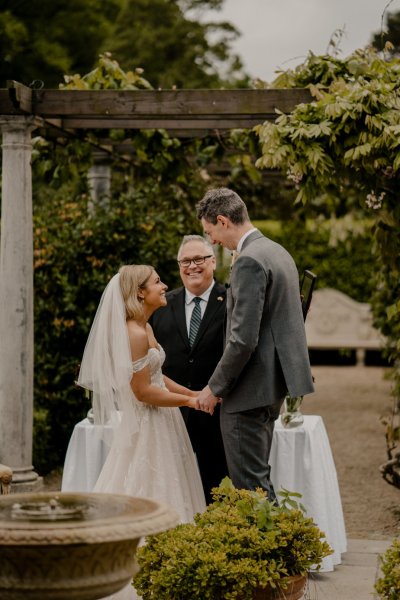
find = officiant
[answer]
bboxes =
[150,234,228,503]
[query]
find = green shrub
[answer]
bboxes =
[375,539,400,599]
[134,478,332,600]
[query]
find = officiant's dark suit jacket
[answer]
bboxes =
[151,281,228,503]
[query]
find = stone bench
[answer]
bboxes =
[305,288,385,366]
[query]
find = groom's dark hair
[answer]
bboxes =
[196,188,249,225]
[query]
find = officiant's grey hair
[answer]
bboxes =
[177,235,214,259]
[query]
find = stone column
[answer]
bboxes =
[0,116,41,488]
[87,149,111,207]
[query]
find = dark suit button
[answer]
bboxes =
[189,359,194,363]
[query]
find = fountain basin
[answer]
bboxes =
[0,491,178,600]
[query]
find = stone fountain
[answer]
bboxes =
[0,491,178,600]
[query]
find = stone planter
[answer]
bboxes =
[0,491,178,600]
[253,575,307,600]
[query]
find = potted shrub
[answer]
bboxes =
[375,539,400,599]
[134,478,332,599]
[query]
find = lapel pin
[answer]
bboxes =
[217,296,224,301]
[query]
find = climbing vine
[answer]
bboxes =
[255,46,400,481]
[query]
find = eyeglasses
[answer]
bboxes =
[177,255,213,268]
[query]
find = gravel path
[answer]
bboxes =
[302,365,400,540]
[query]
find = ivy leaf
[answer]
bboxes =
[393,153,400,172]
[387,302,400,322]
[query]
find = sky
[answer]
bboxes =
[202,0,398,83]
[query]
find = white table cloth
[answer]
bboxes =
[269,415,347,572]
[62,414,346,572]
[61,418,112,494]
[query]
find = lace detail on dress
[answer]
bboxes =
[132,346,167,397]
[132,355,150,373]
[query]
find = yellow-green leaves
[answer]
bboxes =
[134,479,332,599]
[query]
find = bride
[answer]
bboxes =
[78,265,206,599]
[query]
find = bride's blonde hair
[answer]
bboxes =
[119,264,154,320]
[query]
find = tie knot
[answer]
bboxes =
[193,297,202,305]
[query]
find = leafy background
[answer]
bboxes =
[1,2,399,474]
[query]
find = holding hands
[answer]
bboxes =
[195,385,221,415]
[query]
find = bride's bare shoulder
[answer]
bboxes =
[126,319,144,333]
[126,320,149,360]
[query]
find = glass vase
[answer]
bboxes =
[281,395,304,428]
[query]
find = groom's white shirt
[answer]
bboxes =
[236,228,257,252]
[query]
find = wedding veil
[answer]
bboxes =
[77,273,139,447]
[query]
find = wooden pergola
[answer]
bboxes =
[2,81,311,131]
[0,81,312,487]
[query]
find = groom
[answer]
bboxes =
[195,187,314,502]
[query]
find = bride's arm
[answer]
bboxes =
[128,323,196,408]
[131,370,196,408]
[163,375,197,397]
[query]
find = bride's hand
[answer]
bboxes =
[187,396,198,409]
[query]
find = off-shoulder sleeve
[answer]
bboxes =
[132,355,150,373]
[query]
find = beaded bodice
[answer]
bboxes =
[132,346,167,391]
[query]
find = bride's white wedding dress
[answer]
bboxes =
[95,346,206,600]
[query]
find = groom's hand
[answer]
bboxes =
[196,385,219,415]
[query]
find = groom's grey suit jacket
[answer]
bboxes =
[209,229,314,413]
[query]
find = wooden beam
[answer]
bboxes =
[31,89,312,119]
[0,85,313,133]
[6,81,32,113]
[58,117,276,129]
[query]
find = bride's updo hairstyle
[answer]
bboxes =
[119,264,154,320]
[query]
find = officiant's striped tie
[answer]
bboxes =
[189,297,202,346]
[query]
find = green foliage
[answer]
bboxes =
[134,478,332,600]
[61,52,153,90]
[254,217,374,303]
[0,0,250,90]
[254,47,400,423]
[0,0,121,87]
[107,0,250,89]
[375,539,400,599]
[256,54,400,209]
